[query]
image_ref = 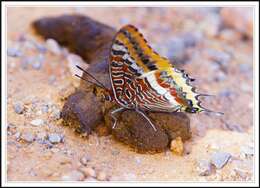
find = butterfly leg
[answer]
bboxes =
[111,107,125,129]
[135,109,157,131]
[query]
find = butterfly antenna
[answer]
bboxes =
[75,74,105,89]
[201,107,224,116]
[197,94,216,97]
[76,65,107,89]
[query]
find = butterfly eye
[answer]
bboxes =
[187,99,193,106]
[105,94,112,101]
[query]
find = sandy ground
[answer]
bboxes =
[6,7,255,182]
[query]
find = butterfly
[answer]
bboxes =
[76,24,223,131]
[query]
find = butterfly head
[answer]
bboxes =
[100,89,114,102]
[179,96,223,116]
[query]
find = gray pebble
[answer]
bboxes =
[13,102,24,114]
[210,152,231,169]
[239,63,252,73]
[20,57,34,69]
[48,133,62,144]
[36,132,47,141]
[196,159,214,176]
[42,140,54,148]
[46,38,62,55]
[41,105,49,113]
[80,155,91,166]
[23,40,36,50]
[111,150,120,156]
[165,37,185,59]
[30,119,45,126]
[34,43,47,53]
[210,62,221,71]
[240,145,254,158]
[207,49,231,67]
[7,47,23,57]
[21,132,35,143]
[14,132,21,140]
[214,71,227,82]
[50,109,61,120]
[32,61,42,70]
[182,32,203,48]
[32,54,45,70]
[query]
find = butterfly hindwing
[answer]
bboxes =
[109,24,205,113]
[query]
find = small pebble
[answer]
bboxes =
[181,32,203,48]
[240,145,254,158]
[50,109,61,120]
[7,47,23,57]
[210,152,231,169]
[20,132,35,143]
[41,105,49,113]
[36,132,47,142]
[80,155,91,166]
[170,137,184,156]
[207,49,231,67]
[239,63,252,73]
[48,133,62,144]
[164,37,185,60]
[14,132,21,140]
[32,60,42,70]
[34,42,47,53]
[79,167,96,178]
[30,119,44,126]
[46,38,62,55]
[20,57,34,69]
[219,29,242,42]
[96,171,107,181]
[214,71,227,82]
[32,54,45,70]
[111,150,120,156]
[67,53,88,76]
[23,40,36,50]
[61,170,85,181]
[13,102,24,114]
[196,159,214,176]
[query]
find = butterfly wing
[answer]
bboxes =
[109,25,205,113]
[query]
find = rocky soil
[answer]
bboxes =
[6,7,254,182]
